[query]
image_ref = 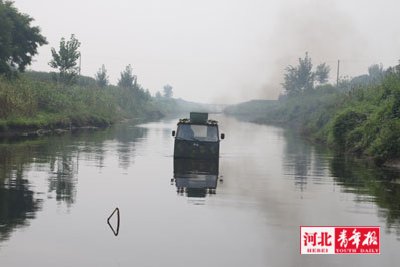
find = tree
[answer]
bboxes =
[368,64,384,83]
[49,34,81,85]
[386,61,400,77]
[155,91,162,98]
[282,52,330,96]
[315,63,330,84]
[145,89,151,100]
[163,84,173,98]
[0,0,47,77]
[283,65,300,95]
[296,52,314,91]
[118,64,136,89]
[95,64,109,88]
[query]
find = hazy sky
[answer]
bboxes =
[13,0,400,104]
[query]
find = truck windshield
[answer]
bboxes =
[177,124,218,142]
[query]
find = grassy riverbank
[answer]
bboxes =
[0,72,209,135]
[225,73,400,166]
[0,77,113,132]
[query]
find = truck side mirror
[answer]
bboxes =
[220,133,225,140]
[172,130,176,137]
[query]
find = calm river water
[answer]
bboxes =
[0,115,399,266]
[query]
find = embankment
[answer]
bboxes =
[225,75,400,166]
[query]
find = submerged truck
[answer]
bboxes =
[172,112,224,159]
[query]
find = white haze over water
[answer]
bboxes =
[13,0,400,104]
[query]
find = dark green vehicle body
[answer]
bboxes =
[173,113,222,160]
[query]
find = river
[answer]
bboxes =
[0,115,399,266]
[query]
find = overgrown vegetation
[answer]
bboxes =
[0,71,211,134]
[225,54,400,166]
[0,75,116,131]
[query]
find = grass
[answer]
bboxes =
[0,76,117,131]
[0,72,216,135]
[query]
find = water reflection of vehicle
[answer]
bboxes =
[173,158,219,198]
[172,112,224,159]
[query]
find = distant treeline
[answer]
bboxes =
[225,54,400,166]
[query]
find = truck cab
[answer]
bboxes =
[172,112,224,159]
